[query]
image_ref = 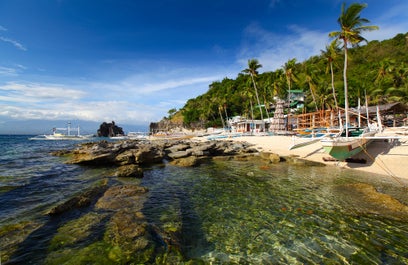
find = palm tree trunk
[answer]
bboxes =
[218,106,225,129]
[344,43,350,137]
[250,73,264,131]
[309,84,318,112]
[287,81,291,131]
[330,62,338,110]
[250,99,254,134]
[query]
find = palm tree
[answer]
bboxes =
[283,58,297,130]
[392,62,408,89]
[302,64,319,112]
[321,40,341,110]
[242,59,264,130]
[329,2,378,134]
[272,69,286,100]
[241,80,256,131]
[259,76,272,120]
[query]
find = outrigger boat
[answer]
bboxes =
[29,122,91,141]
[320,126,377,160]
[320,102,383,161]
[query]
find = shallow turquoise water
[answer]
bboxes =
[1,135,408,264]
[142,160,408,264]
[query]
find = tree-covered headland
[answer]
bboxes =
[164,5,408,129]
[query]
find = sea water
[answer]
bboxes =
[1,135,408,264]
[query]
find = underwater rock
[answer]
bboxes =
[95,185,148,211]
[334,183,408,221]
[260,152,281,163]
[169,156,200,167]
[103,210,154,262]
[285,156,325,167]
[233,154,257,161]
[48,184,108,216]
[115,164,144,178]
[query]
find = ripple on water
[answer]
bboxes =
[141,159,408,264]
[1,140,408,264]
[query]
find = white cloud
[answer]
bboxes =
[0,68,221,125]
[365,2,408,42]
[0,66,19,76]
[239,23,329,71]
[0,64,27,77]
[0,82,87,102]
[135,76,221,94]
[0,100,159,125]
[0,36,27,51]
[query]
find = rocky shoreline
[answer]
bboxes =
[36,138,408,263]
[53,138,326,178]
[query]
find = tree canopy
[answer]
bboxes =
[174,32,408,128]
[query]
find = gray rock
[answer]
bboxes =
[115,164,144,178]
[167,150,190,159]
[169,156,200,167]
[48,183,108,215]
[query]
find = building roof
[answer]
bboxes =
[354,102,408,115]
[289,89,304,93]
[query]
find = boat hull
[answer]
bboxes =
[321,132,375,161]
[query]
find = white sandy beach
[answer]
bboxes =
[197,127,408,180]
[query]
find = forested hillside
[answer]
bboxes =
[168,33,408,129]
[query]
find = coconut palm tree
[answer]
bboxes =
[302,64,319,112]
[329,2,378,133]
[272,69,286,100]
[242,59,264,130]
[283,58,297,130]
[321,40,341,110]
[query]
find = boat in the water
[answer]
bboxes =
[29,123,92,141]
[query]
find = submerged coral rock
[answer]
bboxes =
[170,156,200,167]
[334,183,408,221]
[48,184,108,215]
[115,164,144,178]
[95,185,148,210]
[260,152,281,163]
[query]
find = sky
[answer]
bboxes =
[0,0,407,134]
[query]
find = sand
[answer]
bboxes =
[198,127,408,180]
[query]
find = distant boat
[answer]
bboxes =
[108,132,149,140]
[29,123,92,141]
[127,131,149,140]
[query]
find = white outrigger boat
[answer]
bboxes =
[29,123,92,141]
[320,126,377,160]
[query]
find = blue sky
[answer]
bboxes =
[1,0,407,134]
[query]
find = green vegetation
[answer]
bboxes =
[329,2,379,131]
[178,32,408,128]
[172,4,407,128]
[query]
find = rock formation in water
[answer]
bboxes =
[97,121,124,137]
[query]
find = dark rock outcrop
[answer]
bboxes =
[97,121,124,137]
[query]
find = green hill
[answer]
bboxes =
[167,32,408,129]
